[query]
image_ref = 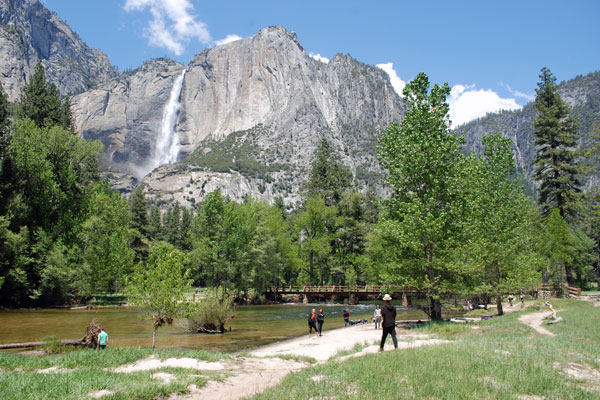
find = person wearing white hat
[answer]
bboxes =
[379,294,398,351]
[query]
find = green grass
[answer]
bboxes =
[253,299,600,399]
[0,347,229,400]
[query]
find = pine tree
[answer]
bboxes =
[306,138,352,207]
[129,185,149,237]
[532,67,582,220]
[18,61,73,130]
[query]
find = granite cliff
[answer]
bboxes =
[0,0,117,101]
[73,26,404,207]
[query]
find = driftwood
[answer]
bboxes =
[0,339,84,350]
[544,302,563,325]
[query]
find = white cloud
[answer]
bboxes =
[376,62,406,96]
[502,83,535,102]
[309,52,329,63]
[124,0,211,55]
[214,34,243,46]
[448,84,521,127]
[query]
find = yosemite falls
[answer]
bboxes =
[150,69,186,174]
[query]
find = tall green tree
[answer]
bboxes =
[375,72,466,320]
[18,61,73,130]
[126,242,190,348]
[295,196,336,285]
[542,209,576,290]
[306,138,352,207]
[532,67,582,220]
[464,133,541,314]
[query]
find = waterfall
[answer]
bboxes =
[153,69,186,169]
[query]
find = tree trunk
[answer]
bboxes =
[152,325,157,349]
[429,296,442,321]
[496,295,504,316]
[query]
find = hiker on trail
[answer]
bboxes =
[374,305,382,329]
[379,294,398,351]
[507,294,515,307]
[317,308,325,336]
[97,327,108,350]
[520,292,525,305]
[342,309,350,327]
[308,308,318,338]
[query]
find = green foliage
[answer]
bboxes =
[375,72,466,320]
[306,138,352,207]
[295,196,336,285]
[185,125,284,180]
[126,242,191,348]
[542,209,575,287]
[79,184,134,293]
[184,290,234,332]
[17,61,73,130]
[533,67,582,220]
[462,132,542,313]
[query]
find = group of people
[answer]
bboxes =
[306,293,399,351]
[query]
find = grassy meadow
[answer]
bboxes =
[254,299,600,400]
[0,298,598,399]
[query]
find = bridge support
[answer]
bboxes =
[349,293,357,305]
[303,294,310,304]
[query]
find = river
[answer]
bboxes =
[0,303,429,352]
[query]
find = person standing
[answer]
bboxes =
[342,309,350,327]
[379,294,398,351]
[520,292,525,305]
[374,305,382,329]
[317,308,325,336]
[308,308,318,338]
[97,327,108,350]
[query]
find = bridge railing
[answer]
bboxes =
[264,285,422,294]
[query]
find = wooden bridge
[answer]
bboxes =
[264,285,423,295]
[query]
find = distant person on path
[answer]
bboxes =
[374,305,382,329]
[97,327,108,350]
[342,309,350,327]
[379,294,398,351]
[507,294,515,307]
[308,308,318,338]
[520,292,525,305]
[317,308,325,336]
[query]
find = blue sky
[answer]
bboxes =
[41,0,600,126]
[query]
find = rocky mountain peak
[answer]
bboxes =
[0,0,117,101]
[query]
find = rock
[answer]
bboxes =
[0,0,117,101]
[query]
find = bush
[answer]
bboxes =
[183,292,234,333]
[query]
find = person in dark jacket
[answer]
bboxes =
[317,308,325,336]
[379,294,398,351]
[308,308,318,338]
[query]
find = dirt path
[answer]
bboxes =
[107,323,446,400]
[518,310,555,336]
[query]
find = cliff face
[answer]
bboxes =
[74,26,404,206]
[0,0,117,101]
[458,71,600,190]
[72,58,185,176]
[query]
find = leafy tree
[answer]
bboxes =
[126,242,190,348]
[18,61,73,130]
[542,209,575,290]
[79,184,134,293]
[532,67,582,220]
[295,196,336,285]
[375,72,466,320]
[463,133,541,314]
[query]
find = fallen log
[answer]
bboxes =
[0,338,85,350]
[544,301,563,325]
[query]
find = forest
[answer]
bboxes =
[0,64,598,321]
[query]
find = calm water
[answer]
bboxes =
[0,303,428,352]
